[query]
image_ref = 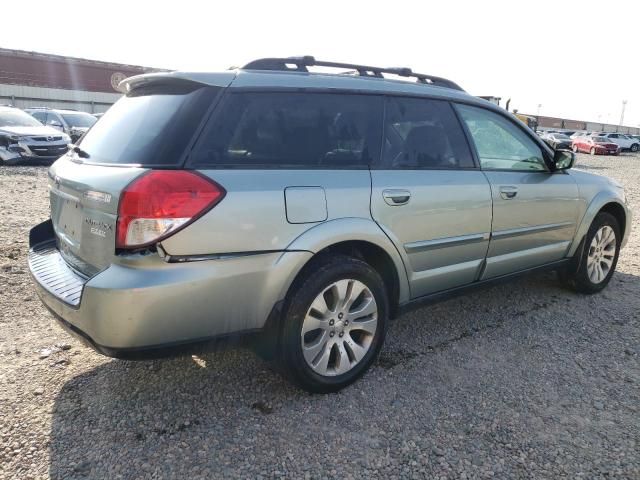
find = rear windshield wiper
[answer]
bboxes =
[69,145,90,159]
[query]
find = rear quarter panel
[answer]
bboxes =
[159,169,372,255]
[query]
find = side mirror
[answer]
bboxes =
[48,119,63,128]
[553,149,575,170]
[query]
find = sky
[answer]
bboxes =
[2,0,639,126]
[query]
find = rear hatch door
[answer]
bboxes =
[47,75,227,276]
[49,158,145,276]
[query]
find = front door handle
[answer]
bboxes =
[499,186,518,200]
[383,189,411,206]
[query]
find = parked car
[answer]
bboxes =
[25,108,97,143]
[596,132,640,152]
[27,56,631,393]
[544,132,573,150]
[572,136,620,155]
[570,131,589,140]
[0,106,70,165]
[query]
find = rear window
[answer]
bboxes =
[190,92,382,168]
[77,83,220,166]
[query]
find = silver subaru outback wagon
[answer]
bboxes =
[28,57,631,393]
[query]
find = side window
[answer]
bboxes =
[609,134,618,138]
[31,111,46,123]
[457,104,547,172]
[381,97,474,169]
[45,112,61,126]
[191,92,382,168]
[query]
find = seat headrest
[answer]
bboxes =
[398,124,450,168]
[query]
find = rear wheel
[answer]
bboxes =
[572,144,578,153]
[562,212,620,293]
[278,255,388,393]
[631,144,639,152]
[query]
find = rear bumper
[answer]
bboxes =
[28,220,311,355]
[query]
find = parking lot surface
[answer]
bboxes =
[1,153,639,479]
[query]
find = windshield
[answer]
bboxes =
[593,137,610,143]
[61,113,97,128]
[0,109,44,128]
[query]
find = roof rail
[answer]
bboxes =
[242,56,464,91]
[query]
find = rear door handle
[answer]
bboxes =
[499,186,518,200]
[383,189,411,206]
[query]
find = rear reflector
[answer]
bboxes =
[116,170,225,249]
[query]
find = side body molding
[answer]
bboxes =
[281,217,411,304]
[567,191,631,257]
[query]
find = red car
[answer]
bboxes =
[572,136,620,156]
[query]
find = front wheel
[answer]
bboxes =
[278,255,388,393]
[590,147,596,155]
[572,144,579,153]
[631,144,639,152]
[562,212,621,293]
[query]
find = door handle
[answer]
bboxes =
[499,186,518,200]
[383,189,411,206]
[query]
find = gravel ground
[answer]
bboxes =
[1,153,639,480]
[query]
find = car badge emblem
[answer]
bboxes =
[46,136,53,141]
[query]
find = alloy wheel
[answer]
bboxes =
[586,225,616,284]
[301,279,378,376]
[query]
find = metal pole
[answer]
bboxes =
[619,100,627,127]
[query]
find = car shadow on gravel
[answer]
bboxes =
[47,270,640,479]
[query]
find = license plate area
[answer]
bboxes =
[50,189,83,248]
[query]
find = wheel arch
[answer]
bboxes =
[599,202,627,239]
[568,193,630,256]
[279,218,411,317]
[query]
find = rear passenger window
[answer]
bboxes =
[191,92,382,168]
[381,97,474,169]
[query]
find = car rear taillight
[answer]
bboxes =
[116,170,225,249]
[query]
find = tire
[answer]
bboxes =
[631,144,639,152]
[562,212,621,294]
[278,254,389,393]
[572,144,578,153]
[590,147,596,156]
